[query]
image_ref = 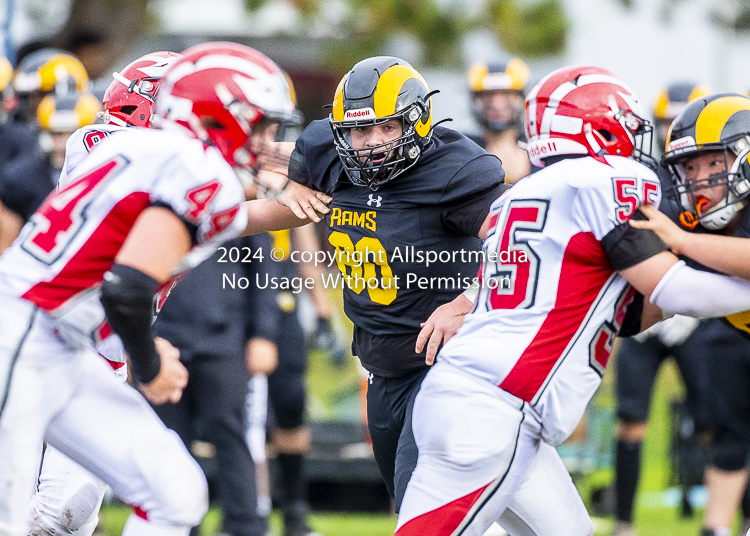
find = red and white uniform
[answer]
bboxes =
[396,155,660,536]
[0,126,246,351]
[58,123,125,189]
[0,126,246,536]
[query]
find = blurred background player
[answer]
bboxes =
[152,235,271,536]
[611,80,713,536]
[467,57,533,184]
[245,225,341,536]
[0,49,91,250]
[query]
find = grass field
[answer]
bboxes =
[98,349,715,535]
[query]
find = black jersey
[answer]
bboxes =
[289,119,507,375]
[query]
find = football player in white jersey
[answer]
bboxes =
[0,42,325,536]
[27,50,182,536]
[393,66,750,536]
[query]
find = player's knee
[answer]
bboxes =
[132,431,208,525]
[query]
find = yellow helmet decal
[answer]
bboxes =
[468,62,489,92]
[283,71,297,107]
[373,64,430,137]
[505,58,530,90]
[688,84,712,103]
[331,75,346,122]
[0,57,12,92]
[37,92,101,131]
[37,54,89,92]
[695,96,750,145]
[36,94,56,129]
[653,89,670,119]
[468,59,528,92]
[75,93,102,126]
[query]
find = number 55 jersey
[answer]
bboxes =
[439,155,668,446]
[0,127,248,350]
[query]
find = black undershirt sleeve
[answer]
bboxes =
[600,211,669,271]
[150,201,199,245]
[443,182,511,237]
[618,292,645,337]
[100,263,161,384]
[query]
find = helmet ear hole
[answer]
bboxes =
[119,105,137,115]
[201,117,225,130]
[597,129,616,142]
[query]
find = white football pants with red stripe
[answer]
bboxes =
[396,361,593,536]
[28,360,127,536]
[0,298,208,536]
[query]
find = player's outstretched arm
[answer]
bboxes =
[630,204,750,280]
[619,250,750,318]
[103,207,192,404]
[241,184,332,236]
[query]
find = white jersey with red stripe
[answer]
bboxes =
[439,154,660,446]
[0,127,248,351]
[58,123,126,188]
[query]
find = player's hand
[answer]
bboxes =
[246,337,278,375]
[416,294,473,366]
[138,337,188,405]
[276,180,331,223]
[629,204,689,255]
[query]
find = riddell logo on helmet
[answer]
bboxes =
[527,141,558,158]
[667,136,696,153]
[345,108,376,120]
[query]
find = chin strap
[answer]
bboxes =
[679,197,709,229]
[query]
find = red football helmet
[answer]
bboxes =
[524,65,655,169]
[101,51,182,128]
[155,42,296,186]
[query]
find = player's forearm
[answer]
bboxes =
[677,233,750,280]
[240,199,310,236]
[650,260,750,318]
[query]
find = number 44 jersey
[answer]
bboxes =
[0,127,248,349]
[439,155,668,446]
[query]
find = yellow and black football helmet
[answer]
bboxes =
[653,81,711,153]
[329,56,434,190]
[37,92,101,132]
[468,58,529,133]
[13,48,89,95]
[663,93,750,230]
[13,48,89,121]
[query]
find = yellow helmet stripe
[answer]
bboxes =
[695,96,750,145]
[505,58,530,90]
[331,76,346,122]
[688,84,711,103]
[0,57,12,92]
[468,62,489,92]
[39,54,89,92]
[373,64,428,118]
[653,89,669,119]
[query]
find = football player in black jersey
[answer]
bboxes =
[611,81,715,536]
[285,56,508,509]
[630,93,750,536]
